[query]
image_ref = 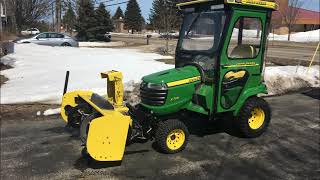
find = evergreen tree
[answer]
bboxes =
[94,3,114,35]
[76,0,96,41]
[113,7,124,20]
[124,0,144,33]
[63,3,76,34]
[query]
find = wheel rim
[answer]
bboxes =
[248,107,265,129]
[166,129,185,150]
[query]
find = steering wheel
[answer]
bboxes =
[183,62,206,83]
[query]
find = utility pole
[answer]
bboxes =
[52,2,55,31]
[55,0,61,32]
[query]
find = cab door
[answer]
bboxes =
[217,9,267,113]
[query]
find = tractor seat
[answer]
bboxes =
[230,45,257,59]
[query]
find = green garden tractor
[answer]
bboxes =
[61,0,277,162]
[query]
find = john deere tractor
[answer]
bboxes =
[61,0,277,162]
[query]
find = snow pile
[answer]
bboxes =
[231,28,320,42]
[269,29,320,42]
[0,44,173,104]
[265,66,320,95]
[79,41,125,47]
[43,108,61,116]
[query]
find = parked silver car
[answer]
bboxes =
[17,32,79,47]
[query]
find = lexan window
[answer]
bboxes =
[227,17,262,59]
[180,10,226,51]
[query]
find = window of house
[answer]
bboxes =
[227,17,262,59]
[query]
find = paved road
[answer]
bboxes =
[113,35,319,65]
[1,90,319,180]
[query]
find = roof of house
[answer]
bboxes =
[273,7,320,25]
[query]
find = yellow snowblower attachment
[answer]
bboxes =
[61,71,132,161]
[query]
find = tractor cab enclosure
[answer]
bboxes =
[141,0,275,117]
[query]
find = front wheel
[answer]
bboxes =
[237,97,271,138]
[155,119,189,154]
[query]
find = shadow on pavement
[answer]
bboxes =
[302,88,320,100]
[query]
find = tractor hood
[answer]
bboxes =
[142,65,201,85]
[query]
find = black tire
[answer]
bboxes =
[61,42,71,46]
[237,96,271,138]
[155,119,189,154]
[80,112,100,143]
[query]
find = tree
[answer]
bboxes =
[149,0,186,53]
[63,2,76,34]
[76,0,96,41]
[276,0,303,41]
[124,0,144,33]
[7,0,51,32]
[94,3,114,35]
[113,6,124,20]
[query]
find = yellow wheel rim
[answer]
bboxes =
[166,129,185,150]
[248,108,265,129]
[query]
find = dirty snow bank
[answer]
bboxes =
[0,44,173,104]
[265,66,320,95]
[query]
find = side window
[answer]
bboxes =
[37,33,47,38]
[49,33,64,38]
[227,17,262,59]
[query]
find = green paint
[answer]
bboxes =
[140,2,273,119]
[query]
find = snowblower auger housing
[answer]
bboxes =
[61,71,132,161]
[61,0,277,162]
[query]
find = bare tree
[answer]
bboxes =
[277,0,303,41]
[7,0,52,32]
[149,0,181,54]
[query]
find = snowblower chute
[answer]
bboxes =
[61,71,132,161]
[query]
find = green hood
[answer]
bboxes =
[142,65,200,84]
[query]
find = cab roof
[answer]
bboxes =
[177,0,278,11]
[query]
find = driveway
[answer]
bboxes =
[1,89,319,180]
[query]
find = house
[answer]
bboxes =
[272,0,320,34]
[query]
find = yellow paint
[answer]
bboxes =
[225,0,278,10]
[60,90,93,122]
[225,70,246,79]
[176,0,210,7]
[86,111,131,161]
[101,70,125,108]
[176,0,278,10]
[166,129,185,151]
[167,76,201,87]
[248,107,265,129]
[224,62,259,68]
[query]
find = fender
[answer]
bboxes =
[233,84,268,116]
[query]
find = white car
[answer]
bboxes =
[21,28,40,36]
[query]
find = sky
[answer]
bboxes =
[105,0,319,21]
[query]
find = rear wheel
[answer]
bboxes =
[237,97,271,138]
[61,42,71,46]
[155,119,189,154]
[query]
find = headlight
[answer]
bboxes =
[141,82,167,90]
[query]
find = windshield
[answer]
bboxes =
[179,10,226,52]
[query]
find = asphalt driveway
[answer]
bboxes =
[1,89,319,180]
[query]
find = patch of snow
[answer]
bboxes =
[79,41,125,47]
[265,66,320,95]
[43,108,61,116]
[268,29,320,42]
[0,44,173,104]
[36,111,41,116]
